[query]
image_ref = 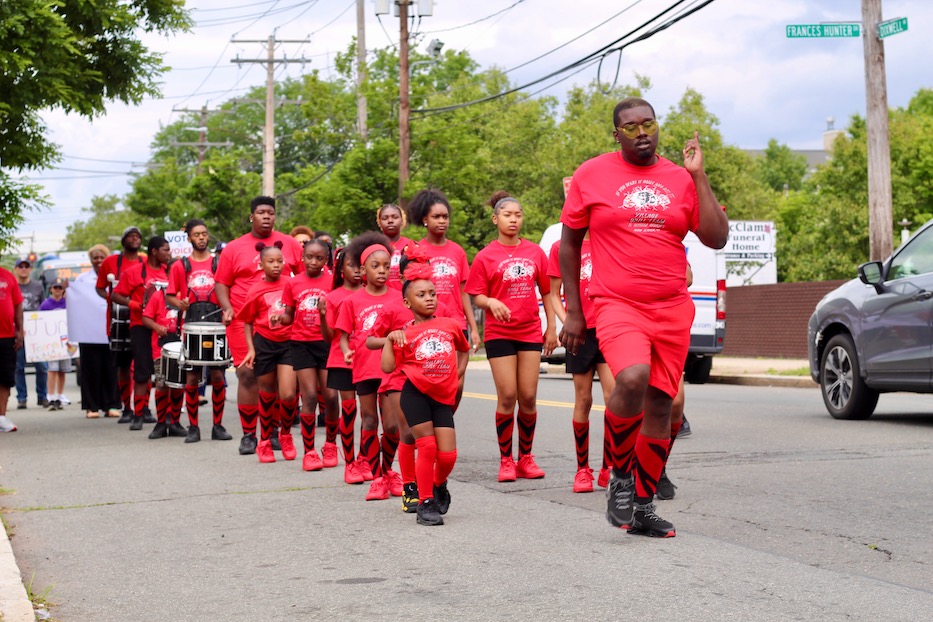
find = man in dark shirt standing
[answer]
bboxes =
[13,258,48,409]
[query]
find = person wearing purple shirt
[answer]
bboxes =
[39,280,72,410]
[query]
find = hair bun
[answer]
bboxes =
[254,241,266,252]
[273,241,284,250]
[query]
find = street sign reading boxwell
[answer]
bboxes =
[786,23,861,38]
[878,17,908,38]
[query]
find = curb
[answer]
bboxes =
[0,514,35,622]
[708,374,817,389]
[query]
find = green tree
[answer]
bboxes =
[755,138,809,192]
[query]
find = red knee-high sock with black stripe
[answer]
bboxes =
[281,397,298,430]
[300,410,316,453]
[602,414,612,471]
[120,377,132,411]
[495,411,514,459]
[185,386,199,427]
[324,411,338,444]
[170,389,184,424]
[605,409,643,473]
[381,428,400,474]
[133,389,147,419]
[415,435,438,501]
[517,411,537,457]
[211,381,226,426]
[239,403,258,437]
[435,449,457,485]
[154,387,170,423]
[665,420,682,468]
[573,420,589,469]
[258,390,277,441]
[339,399,357,463]
[633,433,669,501]
[317,394,326,422]
[398,440,416,484]
[360,428,380,477]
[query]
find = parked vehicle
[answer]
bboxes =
[33,251,93,294]
[538,224,726,383]
[808,218,933,419]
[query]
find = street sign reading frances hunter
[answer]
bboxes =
[786,23,861,38]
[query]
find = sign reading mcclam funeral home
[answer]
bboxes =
[786,23,861,38]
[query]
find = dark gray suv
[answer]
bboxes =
[808,219,933,419]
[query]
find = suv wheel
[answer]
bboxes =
[820,334,879,420]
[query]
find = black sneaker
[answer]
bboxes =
[627,501,676,538]
[211,424,233,441]
[198,398,208,406]
[148,422,168,439]
[167,422,187,437]
[239,434,258,455]
[129,416,143,431]
[433,481,451,515]
[416,498,444,526]
[185,425,201,443]
[270,431,281,451]
[606,469,635,529]
[677,415,692,438]
[142,407,156,424]
[401,483,419,514]
[48,400,61,411]
[656,469,677,501]
[38,398,49,407]
[118,408,133,424]
[17,401,26,410]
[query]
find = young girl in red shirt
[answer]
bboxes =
[382,258,471,526]
[376,203,413,291]
[334,232,400,501]
[142,288,186,440]
[237,242,297,464]
[279,238,336,472]
[466,192,558,483]
[320,248,365,484]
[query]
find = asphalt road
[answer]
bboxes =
[1,370,932,621]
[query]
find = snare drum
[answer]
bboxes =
[159,342,202,389]
[109,303,130,352]
[183,322,231,366]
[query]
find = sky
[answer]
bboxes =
[12,0,932,254]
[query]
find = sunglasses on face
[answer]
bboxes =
[616,119,659,139]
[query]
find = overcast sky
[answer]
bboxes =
[13,0,932,253]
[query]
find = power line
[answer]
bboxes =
[193,0,282,14]
[308,0,354,35]
[419,0,526,35]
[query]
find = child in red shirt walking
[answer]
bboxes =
[466,192,557,483]
[382,259,470,526]
[376,203,413,291]
[142,287,186,440]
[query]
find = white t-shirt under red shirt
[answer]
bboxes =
[561,153,699,306]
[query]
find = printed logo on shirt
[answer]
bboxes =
[615,180,674,211]
[500,258,536,282]
[414,334,452,360]
[263,291,286,323]
[362,310,378,332]
[580,257,593,281]
[297,293,321,327]
[188,270,215,292]
[430,257,458,281]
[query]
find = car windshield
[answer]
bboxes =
[888,226,933,280]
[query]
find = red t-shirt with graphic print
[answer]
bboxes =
[167,256,219,306]
[282,272,331,342]
[465,239,550,343]
[333,287,392,383]
[214,231,303,313]
[416,239,470,330]
[393,317,470,406]
[237,278,291,342]
[324,286,356,370]
[388,236,414,291]
[561,153,699,306]
[113,261,169,328]
[0,267,24,339]
[142,289,179,358]
[547,239,597,329]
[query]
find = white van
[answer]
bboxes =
[538,224,726,383]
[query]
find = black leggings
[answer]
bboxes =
[399,380,454,429]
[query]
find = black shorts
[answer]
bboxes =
[253,333,291,377]
[565,328,606,375]
[485,339,542,359]
[130,326,154,382]
[290,340,329,371]
[327,368,355,392]
[355,378,381,396]
[112,349,133,369]
[0,338,16,388]
[400,380,455,428]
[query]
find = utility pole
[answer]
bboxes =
[862,0,894,261]
[398,1,410,206]
[356,0,368,140]
[232,35,309,196]
[171,105,233,174]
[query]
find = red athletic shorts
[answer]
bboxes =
[227,319,248,367]
[593,295,694,398]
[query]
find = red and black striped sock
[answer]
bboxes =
[239,404,258,437]
[317,395,326,422]
[133,391,147,419]
[434,449,457,485]
[415,435,437,501]
[170,389,184,424]
[211,381,225,426]
[602,414,612,471]
[495,411,514,459]
[605,409,643,474]
[300,411,316,453]
[281,397,298,430]
[119,377,132,411]
[324,414,338,444]
[398,440,416,484]
[665,420,682,468]
[258,390,277,441]
[517,411,537,457]
[573,420,589,469]
[381,428,400,474]
[339,399,357,463]
[185,386,199,427]
[634,433,669,500]
[155,388,170,424]
[360,429,380,477]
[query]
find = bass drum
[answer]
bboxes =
[109,303,130,352]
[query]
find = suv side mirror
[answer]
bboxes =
[858,261,884,291]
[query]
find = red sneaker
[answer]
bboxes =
[279,432,297,461]
[356,456,374,481]
[498,456,517,482]
[344,460,364,485]
[597,467,611,488]
[302,449,324,471]
[321,441,339,468]
[384,469,403,497]
[515,454,545,479]
[573,467,595,493]
[365,476,389,501]
[257,439,276,463]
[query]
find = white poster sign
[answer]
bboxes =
[724,220,777,286]
[23,310,78,363]
[165,230,193,259]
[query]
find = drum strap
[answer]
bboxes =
[181,255,220,304]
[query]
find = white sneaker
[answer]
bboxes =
[59,394,71,405]
[0,415,18,433]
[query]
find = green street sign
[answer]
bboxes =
[786,23,861,38]
[878,17,908,39]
